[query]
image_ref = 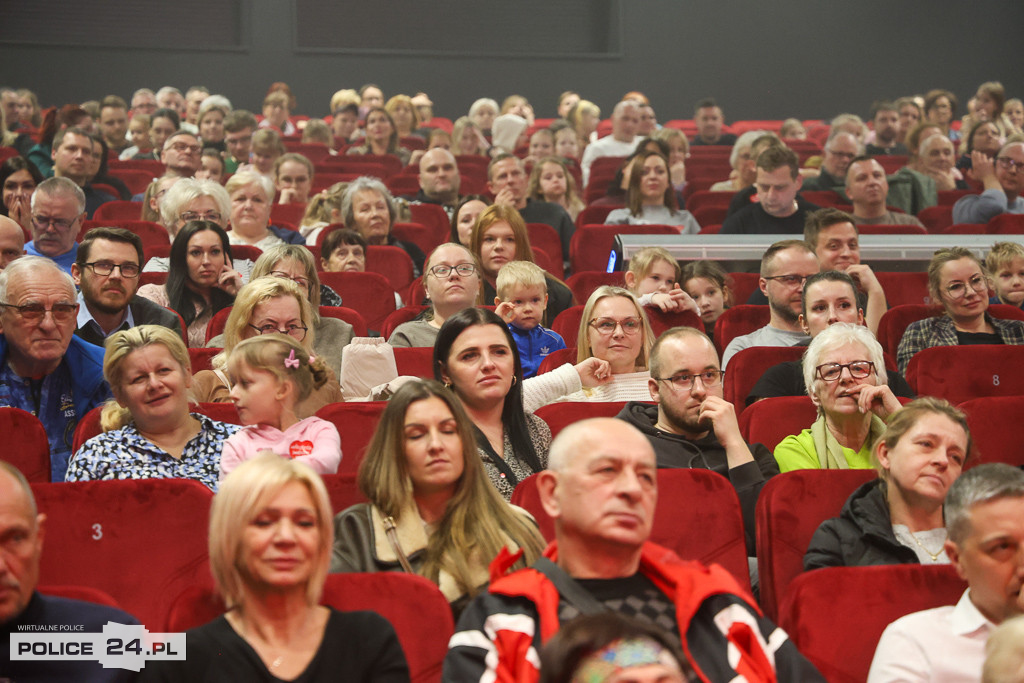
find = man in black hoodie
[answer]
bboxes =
[616,326,779,552]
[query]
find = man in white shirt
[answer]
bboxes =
[580,99,640,187]
[721,240,819,368]
[868,464,1024,682]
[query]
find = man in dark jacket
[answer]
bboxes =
[617,326,778,552]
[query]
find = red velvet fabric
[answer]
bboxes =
[569,223,680,274]
[1,407,51,482]
[722,345,804,412]
[533,401,628,438]
[907,345,1024,405]
[738,396,818,452]
[712,304,771,357]
[314,402,386,474]
[960,395,1024,468]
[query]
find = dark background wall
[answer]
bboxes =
[3,0,1022,123]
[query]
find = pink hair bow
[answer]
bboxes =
[284,349,300,369]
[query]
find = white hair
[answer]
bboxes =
[0,255,75,303]
[802,322,887,400]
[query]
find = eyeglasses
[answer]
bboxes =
[31,215,78,231]
[83,261,141,278]
[654,369,725,391]
[945,274,988,300]
[0,302,79,323]
[588,317,642,335]
[269,271,311,289]
[996,157,1024,172]
[168,142,201,154]
[816,360,875,382]
[247,323,308,341]
[763,273,809,286]
[179,211,222,223]
[428,263,476,278]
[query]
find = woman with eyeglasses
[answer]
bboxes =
[205,245,352,378]
[192,277,343,413]
[521,286,653,411]
[897,247,1024,373]
[774,323,901,472]
[389,243,482,348]
[137,221,241,347]
[804,397,971,570]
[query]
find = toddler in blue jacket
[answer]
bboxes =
[494,261,566,377]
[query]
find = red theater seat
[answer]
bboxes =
[534,401,630,438]
[959,395,1024,467]
[315,402,386,473]
[723,346,805,411]
[714,305,770,357]
[906,345,1024,404]
[738,396,818,452]
[0,407,51,482]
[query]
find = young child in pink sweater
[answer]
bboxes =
[219,334,341,479]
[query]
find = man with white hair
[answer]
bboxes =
[25,177,86,274]
[0,256,110,481]
[868,464,1024,681]
[160,130,201,179]
[580,99,641,187]
[444,418,824,682]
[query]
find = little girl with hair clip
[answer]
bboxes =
[624,246,699,314]
[219,334,341,479]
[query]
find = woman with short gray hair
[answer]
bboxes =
[341,176,424,275]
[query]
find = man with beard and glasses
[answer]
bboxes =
[617,326,778,553]
[72,227,182,347]
[722,240,819,369]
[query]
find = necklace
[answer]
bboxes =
[909,530,945,562]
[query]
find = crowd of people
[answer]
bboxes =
[2,79,1024,682]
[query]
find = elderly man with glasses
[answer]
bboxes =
[617,326,779,553]
[0,256,110,481]
[25,177,86,274]
[953,141,1024,224]
[71,227,183,347]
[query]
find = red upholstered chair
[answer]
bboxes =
[228,244,263,262]
[536,347,577,375]
[407,203,451,247]
[187,347,221,373]
[205,307,232,343]
[725,272,761,305]
[643,307,704,337]
[879,304,1024,359]
[526,222,563,262]
[269,203,306,226]
[316,271,396,333]
[723,346,805,411]
[755,469,878,620]
[713,305,771,357]
[778,565,966,683]
[685,190,736,213]
[856,223,928,235]
[393,346,436,378]
[874,271,932,307]
[105,168,154,194]
[320,472,367,512]
[575,204,620,230]
[738,396,818,452]
[405,277,426,307]
[391,221,438,257]
[511,469,751,591]
[531,245,562,280]
[917,205,954,233]
[315,402,386,474]
[365,245,415,293]
[194,401,242,424]
[167,573,453,683]
[109,158,165,175]
[1,407,51,482]
[943,222,986,234]
[92,200,144,221]
[936,189,975,205]
[31,478,214,629]
[534,401,630,438]
[988,213,1024,234]
[550,305,585,341]
[565,271,626,303]
[319,305,369,337]
[38,585,123,608]
[692,205,728,227]
[569,224,679,274]
[138,271,168,288]
[71,405,104,455]
[337,153,402,178]
[959,395,1024,467]
[385,175,420,196]
[380,305,428,340]
[906,345,1024,404]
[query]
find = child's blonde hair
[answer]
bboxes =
[227,334,329,404]
[626,246,680,292]
[496,260,547,300]
[986,241,1024,274]
[130,113,151,130]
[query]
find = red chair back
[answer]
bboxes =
[511,470,751,591]
[988,213,1024,234]
[691,205,728,227]
[526,221,563,262]
[724,346,805,411]
[534,401,630,438]
[105,168,154,195]
[550,305,585,342]
[565,271,626,304]
[92,200,144,221]
[205,307,232,343]
[725,272,761,305]
[906,345,1024,404]
[407,203,451,247]
[537,347,577,375]
[917,205,954,233]
[320,472,367,512]
[32,478,214,629]
[874,271,932,307]
[713,305,771,357]
[643,307,704,337]
[779,565,965,683]
[685,190,735,212]
[393,346,436,378]
[269,203,306,226]
[755,469,878,620]
[960,395,1024,467]
[365,245,415,293]
[0,407,51,482]
[167,573,452,683]
[314,402,387,474]
[575,204,621,230]
[317,271,396,333]
[319,305,369,337]
[381,305,428,340]
[188,347,221,373]
[738,396,818,452]
[391,221,438,257]
[569,224,680,274]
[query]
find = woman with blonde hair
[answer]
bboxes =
[567,100,601,147]
[384,94,422,139]
[299,181,347,245]
[193,277,343,413]
[451,116,489,157]
[141,453,409,680]
[331,380,544,615]
[67,325,240,491]
[527,156,584,222]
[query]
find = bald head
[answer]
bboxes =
[418,147,460,202]
[0,215,25,269]
[611,101,640,142]
[548,418,655,472]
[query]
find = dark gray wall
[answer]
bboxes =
[3,0,1022,124]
